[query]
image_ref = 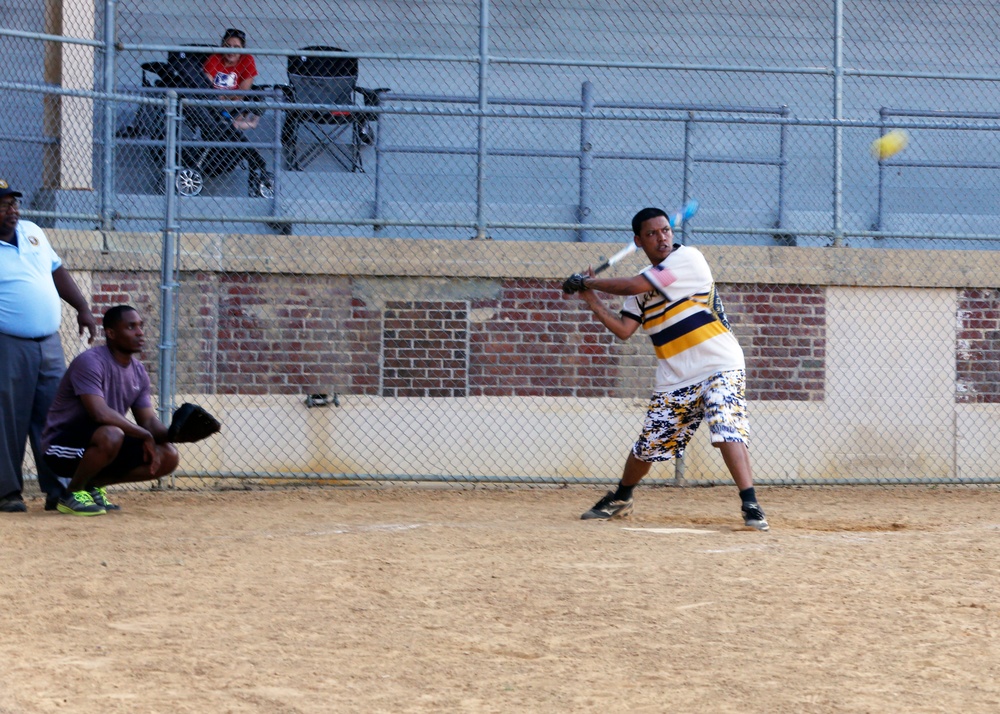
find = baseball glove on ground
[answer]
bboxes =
[167,403,222,443]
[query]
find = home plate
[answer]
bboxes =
[622,527,714,535]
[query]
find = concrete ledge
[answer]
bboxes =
[48,228,1000,288]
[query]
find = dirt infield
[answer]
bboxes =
[2,485,1000,713]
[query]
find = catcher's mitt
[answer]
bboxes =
[167,403,222,443]
[562,273,588,294]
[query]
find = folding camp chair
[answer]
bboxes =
[280,46,388,172]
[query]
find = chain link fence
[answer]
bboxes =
[4,1,1000,489]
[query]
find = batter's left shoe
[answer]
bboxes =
[581,490,634,520]
[741,502,770,531]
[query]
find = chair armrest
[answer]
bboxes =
[355,85,391,107]
[141,61,171,75]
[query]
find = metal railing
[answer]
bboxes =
[7,1,1000,245]
[875,106,1000,232]
[375,84,790,242]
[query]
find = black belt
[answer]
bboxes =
[0,332,53,342]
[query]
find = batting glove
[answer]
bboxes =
[562,273,588,294]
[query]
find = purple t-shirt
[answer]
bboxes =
[41,345,152,450]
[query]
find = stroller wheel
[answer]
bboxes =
[251,171,274,199]
[357,120,375,146]
[175,167,204,197]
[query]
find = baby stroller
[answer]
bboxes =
[134,48,274,198]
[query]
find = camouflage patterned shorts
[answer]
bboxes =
[632,369,749,462]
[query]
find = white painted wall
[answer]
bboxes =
[175,287,994,484]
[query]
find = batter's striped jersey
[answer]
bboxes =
[621,244,744,392]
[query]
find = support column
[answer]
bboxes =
[43,0,95,191]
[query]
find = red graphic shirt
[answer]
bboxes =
[204,53,258,90]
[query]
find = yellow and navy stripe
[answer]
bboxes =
[631,290,733,359]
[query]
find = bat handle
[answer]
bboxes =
[593,261,611,275]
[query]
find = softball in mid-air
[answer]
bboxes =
[870,129,909,160]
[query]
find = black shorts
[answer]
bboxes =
[44,425,149,481]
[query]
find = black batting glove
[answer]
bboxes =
[562,273,588,294]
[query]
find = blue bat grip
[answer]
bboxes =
[670,199,699,228]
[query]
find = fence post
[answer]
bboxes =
[831,0,845,246]
[577,80,594,242]
[99,0,117,231]
[473,0,491,240]
[674,453,686,486]
[271,87,281,224]
[374,107,384,234]
[777,105,789,232]
[681,111,695,245]
[875,107,887,232]
[672,109,699,484]
[158,90,179,433]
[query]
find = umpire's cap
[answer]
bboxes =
[0,180,22,200]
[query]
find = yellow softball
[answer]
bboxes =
[871,129,909,160]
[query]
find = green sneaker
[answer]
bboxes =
[57,490,106,517]
[89,487,120,511]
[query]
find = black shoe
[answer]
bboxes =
[581,490,634,520]
[358,121,375,146]
[45,494,60,511]
[247,168,260,197]
[0,495,27,513]
[741,502,770,531]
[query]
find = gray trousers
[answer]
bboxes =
[0,332,67,500]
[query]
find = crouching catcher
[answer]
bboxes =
[40,305,180,516]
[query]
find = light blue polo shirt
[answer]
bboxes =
[0,220,63,338]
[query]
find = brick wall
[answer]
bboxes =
[89,272,830,401]
[90,270,162,391]
[383,301,468,397]
[345,297,382,395]
[725,284,827,401]
[466,280,634,398]
[957,288,1000,403]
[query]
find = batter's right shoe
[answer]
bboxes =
[57,490,106,517]
[741,502,770,531]
[581,490,634,520]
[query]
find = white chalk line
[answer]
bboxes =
[621,527,716,535]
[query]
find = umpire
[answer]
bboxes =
[0,180,97,513]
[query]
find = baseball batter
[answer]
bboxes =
[564,207,769,530]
